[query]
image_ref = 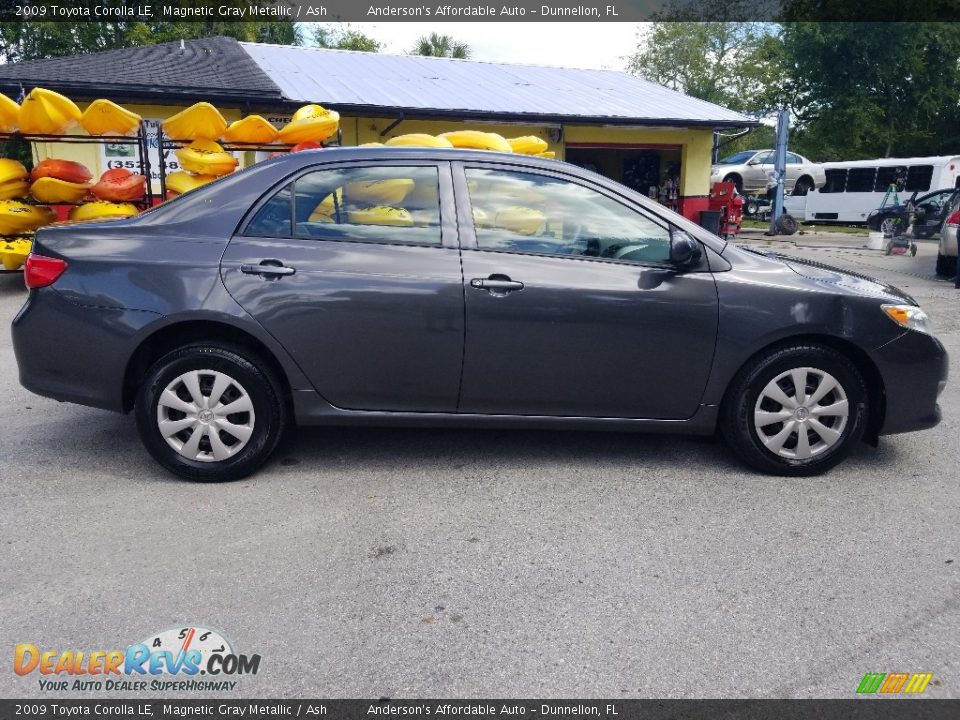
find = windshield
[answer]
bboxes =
[717,151,758,165]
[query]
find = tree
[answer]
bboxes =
[411,33,470,59]
[310,24,381,52]
[777,23,960,160]
[626,22,780,115]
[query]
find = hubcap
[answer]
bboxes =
[156,369,255,463]
[753,367,849,460]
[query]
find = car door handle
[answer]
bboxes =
[470,276,524,294]
[241,262,296,277]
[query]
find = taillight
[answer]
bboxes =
[23,253,68,289]
[946,211,960,227]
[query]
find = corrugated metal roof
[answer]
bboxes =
[240,43,754,127]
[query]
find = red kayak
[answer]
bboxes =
[30,159,93,184]
[91,168,146,202]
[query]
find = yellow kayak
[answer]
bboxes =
[222,115,278,144]
[0,93,19,132]
[359,142,384,147]
[165,171,219,196]
[438,130,513,153]
[0,200,56,234]
[162,102,227,141]
[472,207,491,228]
[384,134,454,148]
[68,201,139,222]
[346,179,415,205]
[508,136,548,155]
[347,206,414,227]
[0,236,31,271]
[494,206,546,236]
[534,151,556,159]
[175,139,238,176]
[0,179,29,200]
[31,176,91,203]
[0,158,28,185]
[18,87,81,135]
[278,104,339,145]
[309,188,343,222]
[81,99,141,136]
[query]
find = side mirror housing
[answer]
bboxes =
[747,158,761,166]
[670,231,703,268]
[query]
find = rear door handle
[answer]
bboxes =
[241,262,296,277]
[470,277,524,294]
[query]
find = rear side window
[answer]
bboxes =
[821,169,847,193]
[906,165,934,192]
[846,167,877,192]
[245,165,442,246]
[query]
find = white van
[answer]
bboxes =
[790,156,960,224]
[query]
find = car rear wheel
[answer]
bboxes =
[135,344,286,481]
[721,345,868,476]
[722,174,743,193]
[793,176,815,196]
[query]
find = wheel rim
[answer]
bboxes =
[156,369,256,463]
[880,217,896,236]
[753,367,849,460]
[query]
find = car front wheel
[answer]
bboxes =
[135,344,286,481]
[721,345,868,476]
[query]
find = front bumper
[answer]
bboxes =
[874,329,948,435]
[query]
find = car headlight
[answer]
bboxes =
[882,304,934,335]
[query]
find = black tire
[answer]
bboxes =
[793,176,815,196]
[723,174,743,194]
[879,215,898,237]
[720,344,869,476]
[135,344,286,482]
[936,253,957,277]
[776,213,799,235]
[745,199,760,216]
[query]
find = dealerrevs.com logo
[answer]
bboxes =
[14,626,261,692]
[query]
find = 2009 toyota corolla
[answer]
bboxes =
[12,148,948,481]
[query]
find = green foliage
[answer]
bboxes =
[626,22,777,115]
[310,24,382,52]
[411,33,470,59]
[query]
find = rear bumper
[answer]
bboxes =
[12,288,160,412]
[874,329,948,435]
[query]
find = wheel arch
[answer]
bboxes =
[720,333,886,445]
[794,174,815,194]
[122,319,295,419]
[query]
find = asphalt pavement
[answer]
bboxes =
[0,237,957,699]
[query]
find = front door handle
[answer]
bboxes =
[241,261,296,278]
[469,276,524,295]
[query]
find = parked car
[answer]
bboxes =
[937,194,960,277]
[867,188,960,239]
[12,148,947,481]
[711,149,826,195]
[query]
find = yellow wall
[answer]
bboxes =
[27,101,715,198]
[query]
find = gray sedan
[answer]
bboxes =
[12,148,947,481]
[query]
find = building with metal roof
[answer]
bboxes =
[0,36,757,220]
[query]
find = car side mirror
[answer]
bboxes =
[670,231,702,268]
[747,159,761,166]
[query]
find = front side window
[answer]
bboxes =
[464,168,672,264]
[245,165,442,245]
[846,167,877,192]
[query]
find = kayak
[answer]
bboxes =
[90,168,146,202]
[438,130,513,153]
[494,206,546,236]
[165,171,218,197]
[18,87,81,135]
[0,236,31,271]
[0,179,29,200]
[0,159,28,185]
[346,179,415,205]
[162,102,227,141]
[384,134,454,148]
[309,188,343,222]
[81,99,142,136]
[175,139,238,176]
[534,151,556,160]
[31,159,93,184]
[68,201,138,222]
[0,93,19,132]
[277,104,339,145]
[0,200,56,235]
[472,207,491,228]
[347,206,414,227]
[222,115,278,144]
[31,176,91,203]
[508,136,548,155]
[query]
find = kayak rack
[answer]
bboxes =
[153,124,343,201]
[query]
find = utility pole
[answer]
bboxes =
[768,108,789,234]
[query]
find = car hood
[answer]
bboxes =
[739,247,917,305]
